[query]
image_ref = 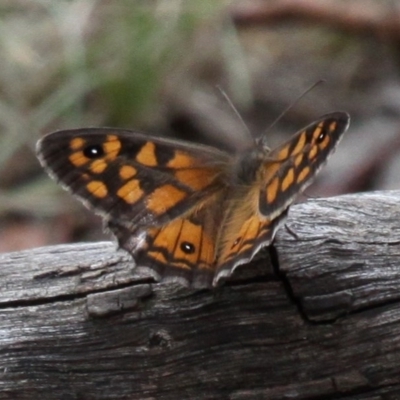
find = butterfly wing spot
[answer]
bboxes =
[146,227,170,265]
[276,145,290,160]
[119,165,137,180]
[180,241,195,254]
[117,179,143,204]
[174,219,201,264]
[174,169,215,191]
[220,215,260,262]
[294,153,303,167]
[313,123,331,148]
[235,217,260,254]
[308,145,318,161]
[69,151,89,167]
[231,237,241,249]
[70,137,85,150]
[86,180,108,198]
[316,130,326,143]
[316,131,330,150]
[262,162,281,182]
[146,184,187,215]
[89,159,108,174]
[329,121,338,131]
[150,224,180,257]
[103,135,122,158]
[266,177,279,204]
[167,151,196,168]
[136,142,157,167]
[83,144,105,159]
[296,166,311,184]
[291,131,307,155]
[281,168,295,192]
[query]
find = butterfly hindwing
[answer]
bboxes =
[215,210,288,285]
[37,128,231,229]
[109,192,226,288]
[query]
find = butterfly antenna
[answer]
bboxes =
[216,85,255,144]
[260,79,326,146]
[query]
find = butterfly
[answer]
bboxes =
[37,111,349,288]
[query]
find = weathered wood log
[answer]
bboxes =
[1,190,400,399]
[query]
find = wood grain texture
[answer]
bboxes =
[1,191,400,399]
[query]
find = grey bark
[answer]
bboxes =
[1,190,400,399]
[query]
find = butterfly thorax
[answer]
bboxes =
[233,146,267,185]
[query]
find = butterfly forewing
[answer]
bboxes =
[258,112,349,220]
[37,128,231,229]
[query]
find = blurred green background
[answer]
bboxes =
[1,0,399,252]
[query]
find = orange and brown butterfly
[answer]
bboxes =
[36,111,349,288]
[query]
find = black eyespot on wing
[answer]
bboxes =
[180,241,195,254]
[83,144,104,159]
[316,129,327,144]
[231,237,241,248]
